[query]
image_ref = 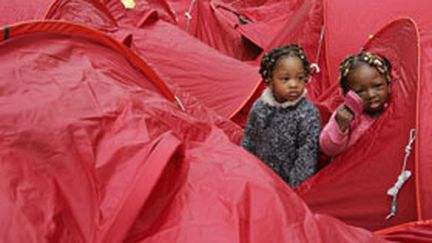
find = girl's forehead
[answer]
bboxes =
[275,56,304,69]
[273,62,305,76]
[280,54,302,61]
[348,63,386,85]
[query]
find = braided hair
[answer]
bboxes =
[259,44,310,83]
[339,51,391,94]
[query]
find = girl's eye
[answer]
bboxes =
[355,89,366,95]
[297,76,305,81]
[374,83,384,89]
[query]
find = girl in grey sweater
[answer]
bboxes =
[242,44,321,188]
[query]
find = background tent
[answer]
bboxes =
[0,20,387,243]
[45,0,262,124]
[160,0,329,127]
[165,0,299,61]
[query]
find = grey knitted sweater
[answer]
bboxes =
[241,88,321,188]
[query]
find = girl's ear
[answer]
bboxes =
[268,81,274,89]
[387,81,392,96]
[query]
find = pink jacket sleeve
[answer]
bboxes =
[319,112,349,157]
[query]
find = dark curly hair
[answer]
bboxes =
[339,51,392,94]
[259,44,310,83]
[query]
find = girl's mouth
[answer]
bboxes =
[368,99,382,109]
[287,92,299,98]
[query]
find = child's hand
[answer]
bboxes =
[335,105,354,132]
[344,90,364,119]
[335,91,364,132]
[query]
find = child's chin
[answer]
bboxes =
[286,98,298,102]
[368,102,385,111]
[366,107,385,117]
[286,95,301,102]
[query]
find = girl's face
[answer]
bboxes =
[269,56,306,103]
[347,63,391,118]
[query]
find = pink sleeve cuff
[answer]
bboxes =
[320,113,348,156]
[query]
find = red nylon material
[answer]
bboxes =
[376,220,432,242]
[46,0,261,122]
[0,0,52,25]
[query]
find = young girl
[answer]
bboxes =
[320,51,392,157]
[241,44,321,188]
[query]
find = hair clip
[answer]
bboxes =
[374,59,383,66]
[343,68,350,77]
[376,66,386,74]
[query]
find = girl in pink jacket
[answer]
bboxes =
[320,52,392,157]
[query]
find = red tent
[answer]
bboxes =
[322,0,432,224]
[43,0,268,133]
[164,0,296,61]
[297,18,420,230]
[0,20,386,242]
[293,0,432,234]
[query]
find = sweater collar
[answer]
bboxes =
[261,87,307,108]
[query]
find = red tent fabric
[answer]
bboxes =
[43,0,333,129]
[164,0,325,68]
[164,0,288,61]
[0,21,387,243]
[375,219,432,242]
[323,0,432,88]
[0,0,52,25]
[45,0,262,124]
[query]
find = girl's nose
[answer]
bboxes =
[287,79,298,88]
[366,88,376,98]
